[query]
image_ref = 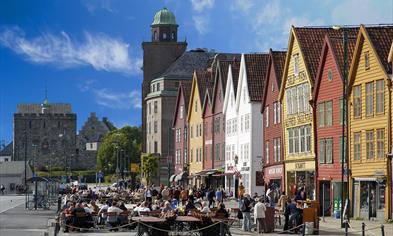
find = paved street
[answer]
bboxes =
[0,195,56,236]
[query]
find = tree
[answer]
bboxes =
[97,126,141,174]
[140,153,159,186]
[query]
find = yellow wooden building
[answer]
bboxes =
[348,25,393,220]
[279,27,327,200]
[187,70,213,186]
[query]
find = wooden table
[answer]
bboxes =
[175,216,201,222]
[132,216,167,236]
[175,216,201,235]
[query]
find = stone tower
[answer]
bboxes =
[141,7,187,152]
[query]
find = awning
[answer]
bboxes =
[169,174,177,182]
[175,171,187,182]
[196,169,217,176]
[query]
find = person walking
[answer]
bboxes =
[241,193,252,232]
[0,184,5,195]
[254,198,267,234]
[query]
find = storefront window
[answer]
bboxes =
[286,171,315,200]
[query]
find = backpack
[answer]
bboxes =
[240,199,247,212]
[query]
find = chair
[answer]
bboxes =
[148,210,161,217]
[106,212,119,231]
[139,211,149,216]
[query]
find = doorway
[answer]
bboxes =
[319,181,331,216]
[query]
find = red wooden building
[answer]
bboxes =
[171,80,192,185]
[312,34,357,215]
[261,49,286,192]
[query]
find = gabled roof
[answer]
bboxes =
[388,40,393,63]
[349,25,393,90]
[312,34,356,101]
[187,70,214,121]
[279,26,358,100]
[159,51,216,79]
[0,142,13,156]
[172,80,192,127]
[243,53,270,102]
[365,25,393,73]
[261,49,286,112]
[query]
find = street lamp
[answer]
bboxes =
[333,25,349,228]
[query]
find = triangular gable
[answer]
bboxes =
[202,87,213,118]
[235,54,248,110]
[223,64,234,115]
[211,60,223,112]
[172,81,191,127]
[388,40,393,63]
[187,71,200,121]
[348,25,391,93]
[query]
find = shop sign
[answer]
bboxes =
[295,162,306,170]
[267,166,283,175]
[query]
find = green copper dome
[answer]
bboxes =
[151,7,177,26]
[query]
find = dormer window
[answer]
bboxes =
[293,54,299,76]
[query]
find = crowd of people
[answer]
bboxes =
[59,181,310,234]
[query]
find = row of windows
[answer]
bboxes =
[190,124,202,138]
[28,121,64,129]
[175,148,188,165]
[353,80,384,118]
[226,118,238,136]
[265,138,281,164]
[265,102,281,127]
[153,31,176,41]
[288,125,312,154]
[353,129,385,160]
[150,82,161,93]
[239,143,250,161]
[147,141,158,154]
[148,101,158,115]
[190,147,203,163]
[285,83,310,115]
[319,136,347,164]
[225,145,236,162]
[226,114,251,137]
[147,121,158,134]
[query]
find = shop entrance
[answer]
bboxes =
[319,181,331,216]
[287,171,315,200]
[359,180,385,220]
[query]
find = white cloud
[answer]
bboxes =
[191,0,215,12]
[193,15,209,34]
[254,1,281,26]
[94,89,141,109]
[82,0,117,13]
[332,0,393,24]
[0,26,142,75]
[77,79,96,92]
[230,0,254,13]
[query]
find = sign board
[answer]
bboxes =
[295,162,306,170]
[130,163,139,173]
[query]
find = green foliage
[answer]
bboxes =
[140,153,159,186]
[36,170,96,177]
[97,125,142,174]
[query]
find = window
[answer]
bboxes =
[147,122,151,134]
[327,69,333,81]
[326,138,333,164]
[154,101,158,113]
[196,149,198,162]
[184,127,187,141]
[288,129,294,154]
[376,80,384,114]
[195,101,198,112]
[277,138,281,162]
[286,89,292,114]
[240,116,244,132]
[154,121,158,133]
[318,103,325,127]
[326,100,333,126]
[298,85,304,113]
[163,32,167,39]
[184,148,187,164]
[366,82,374,116]
[271,83,274,92]
[306,125,311,152]
[273,139,277,162]
[265,106,269,127]
[180,105,184,119]
[277,102,281,123]
[364,51,370,70]
[339,98,346,125]
[294,54,299,75]
[243,87,246,102]
[148,102,152,115]
[353,85,361,118]
[154,141,158,153]
[292,87,298,113]
[273,103,277,124]
[300,126,305,152]
[153,31,157,40]
[215,143,220,160]
[191,149,193,162]
[303,83,310,112]
[377,129,384,159]
[339,136,347,163]
[294,128,299,153]
[171,32,175,39]
[156,83,160,91]
[319,139,326,164]
[265,141,269,164]
[354,132,361,160]
[366,130,374,159]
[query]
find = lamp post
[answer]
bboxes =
[333,25,349,228]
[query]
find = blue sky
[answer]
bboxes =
[0,0,392,144]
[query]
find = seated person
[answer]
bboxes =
[199,201,211,214]
[107,201,123,231]
[72,201,88,229]
[118,202,128,211]
[89,200,99,214]
[63,202,75,233]
[215,203,229,218]
[161,201,173,213]
[184,200,196,215]
[134,201,150,216]
[151,199,160,211]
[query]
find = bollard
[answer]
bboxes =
[220,221,224,236]
[344,220,348,236]
[381,224,385,236]
[361,222,365,236]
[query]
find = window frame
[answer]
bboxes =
[376,80,384,114]
[354,132,361,160]
[365,82,374,116]
[366,130,374,159]
[353,85,362,118]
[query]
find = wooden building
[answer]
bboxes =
[348,25,393,220]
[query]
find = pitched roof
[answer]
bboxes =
[364,25,393,73]
[231,61,241,95]
[329,36,357,76]
[196,70,215,103]
[244,53,270,101]
[294,27,358,82]
[159,51,216,79]
[0,142,13,156]
[218,58,240,95]
[172,80,192,127]
[261,50,286,111]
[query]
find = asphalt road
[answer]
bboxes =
[0,195,57,236]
